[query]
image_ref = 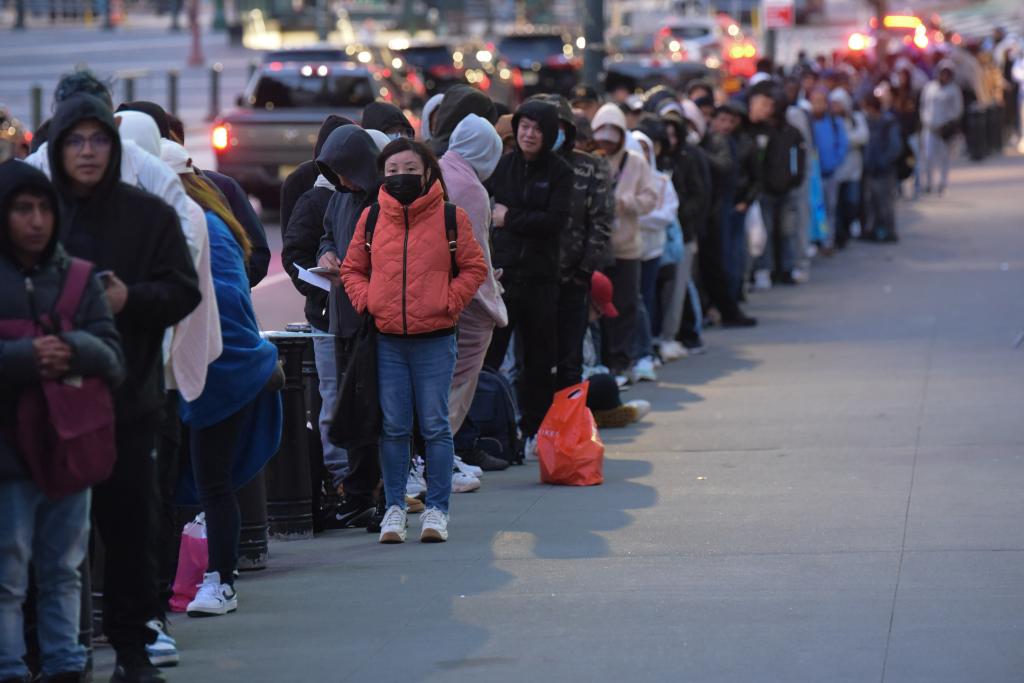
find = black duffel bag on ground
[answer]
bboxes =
[328,313,380,450]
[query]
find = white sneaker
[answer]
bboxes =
[624,399,651,421]
[186,572,237,617]
[378,505,407,543]
[523,435,539,461]
[753,269,772,291]
[633,356,658,382]
[420,507,449,542]
[407,458,427,497]
[806,244,818,259]
[454,454,483,478]
[145,619,179,667]
[615,374,630,388]
[452,469,481,493]
[791,268,810,284]
[659,340,688,362]
[850,219,862,238]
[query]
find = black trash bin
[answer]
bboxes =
[264,331,315,539]
[966,104,988,161]
[987,105,1003,155]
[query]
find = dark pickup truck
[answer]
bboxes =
[212,57,400,207]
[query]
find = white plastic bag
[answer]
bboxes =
[746,201,767,259]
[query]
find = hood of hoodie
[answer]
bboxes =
[116,110,162,157]
[431,85,498,154]
[630,130,658,170]
[591,102,628,152]
[313,114,355,159]
[116,100,170,139]
[47,93,123,201]
[511,99,561,155]
[828,87,853,114]
[528,93,577,154]
[365,128,392,152]
[315,125,381,194]
[447,114,503,181]
[420,93,445,140]
[361,102,414,138]
[0,159,62,266]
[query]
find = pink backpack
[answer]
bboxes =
[0,257,116,499]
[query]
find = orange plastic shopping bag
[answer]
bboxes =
[537,382,604,486]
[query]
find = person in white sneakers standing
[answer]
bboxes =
[341,139,487,544]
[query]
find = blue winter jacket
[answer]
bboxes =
[812,114,849,178]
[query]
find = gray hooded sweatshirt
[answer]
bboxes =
[316,126,383,337]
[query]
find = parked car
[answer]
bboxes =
[212,58,399,206]
[389,41,468,96]
[495,31,581,97]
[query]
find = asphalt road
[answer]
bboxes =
[90,153,1024,682]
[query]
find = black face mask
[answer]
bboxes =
[384,173,423,205]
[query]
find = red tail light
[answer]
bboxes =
[212,125,229,151]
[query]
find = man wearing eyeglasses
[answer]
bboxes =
[45,93,201,683]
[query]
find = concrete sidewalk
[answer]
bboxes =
[104,154,1024,682]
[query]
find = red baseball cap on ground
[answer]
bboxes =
[590,271,619,318]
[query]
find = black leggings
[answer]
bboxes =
[190,402,254,585]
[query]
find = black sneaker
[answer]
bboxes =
[110,653,167,683]
[44,674,85,683]
[326,496,375,529]
[365,498,386,534]
[721,313,758,328]
[773,271,798,285]
[459,448,509,472]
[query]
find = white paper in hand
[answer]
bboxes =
[294,263,332,292]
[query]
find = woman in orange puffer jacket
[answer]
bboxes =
[341,138,486,545]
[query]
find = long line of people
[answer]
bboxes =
[0,41,988,680]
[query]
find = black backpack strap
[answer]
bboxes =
[444,202,459,278]
[364,203,381,254]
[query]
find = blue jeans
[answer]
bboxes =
[634,257,661,359]
[377,334,457,514]
[0,480,90,679]
[312,334,347,488]
[722,207,749,302]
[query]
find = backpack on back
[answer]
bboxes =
[363,201,460,276]
[454,367,522,464]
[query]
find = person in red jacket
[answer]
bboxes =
[341,138,486,544]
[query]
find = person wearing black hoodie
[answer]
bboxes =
[530,94,614,389]
[485,99,574,457]
[430,84,498,155]
[47,93,200,683]
[281,117,354,513]
[315,125,384,527]
[279,114,352,234]
[0,160,124,683]
[360,101,415,139]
